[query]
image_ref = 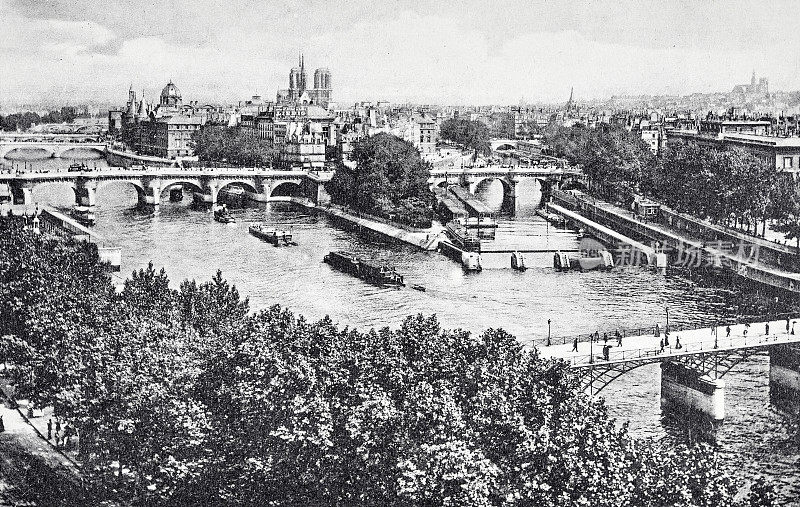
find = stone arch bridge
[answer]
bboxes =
[0,134,106,159]
[0,167,331,210]
[429,163,585,214]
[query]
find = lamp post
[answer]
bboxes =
[665,306,670,336]
[589,333,594,364]
[547,319,551,347]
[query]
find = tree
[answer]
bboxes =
[191,125,277,166]
[439,118,491,158]
[327,133,434,227]
[771,178,800,249]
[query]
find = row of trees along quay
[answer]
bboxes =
[0,217,781,505]
[544,122,800,247]
[327,132,435,228]
[191,124,278,167]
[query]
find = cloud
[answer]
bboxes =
[2,0,800,106]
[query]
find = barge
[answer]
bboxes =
[249,224,296,246]
[323,251,405,286]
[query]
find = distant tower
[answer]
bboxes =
[751,70,757,88]
[299,53,307,94]
[566,86,575,111]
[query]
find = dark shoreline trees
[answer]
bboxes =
[0,218,778,506]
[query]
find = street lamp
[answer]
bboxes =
[547,319,551,347]
[665,306,670,336]
[589,332,594,364]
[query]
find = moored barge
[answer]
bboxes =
[323,251,405,286]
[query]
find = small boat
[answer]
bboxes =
[554,250,613,272]
[461,251,482,271]
[511,251,527,271]
[446,221,481,251]
[213,206,236,224]
[323,251,405,286]
[249,224,296,246]
[411,284,426,292]
[71,206,96,226]
[67,162,89,173]
[576,228,586,239]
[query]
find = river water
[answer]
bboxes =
[11,151,800,503]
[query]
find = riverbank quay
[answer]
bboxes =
[551,190,800,295]
[0,204,122,272]
[0,382,88,504]
[292,200,445,251]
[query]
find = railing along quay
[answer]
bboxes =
[532,311,800,348]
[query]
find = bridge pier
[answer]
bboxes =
[11,183,35,206]
[143,182,161,208]
[769,344,800,408]
[660,361,725,422]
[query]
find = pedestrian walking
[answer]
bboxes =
[616,330,622,347]
[675,336,682,349]
[655,323,661,337]
[55,419,61,436]
[603,345,610,361]
[659,338,664,353]
[603,333,608,344]
[47,418,52,440]
[766,322,770,336]
[726,325,731,338]
[664,333,670,347]
[572,336,578,352]
[787,318,791,334]
[792,321,796,335]
[0,415,4,433]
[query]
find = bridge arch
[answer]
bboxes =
[573,346,770,395]
[2,146,55,159]
[471,176,511,211]
[270,181,303,198]
[217,180,258,201]
[97,179,146,205]
[489,139,518,151]
[158,180,205,200]
[28,181,77,207]
[55,146,106,158]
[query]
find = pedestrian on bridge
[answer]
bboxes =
[675,336,682,349]
[765,322,770,336]
[603,333,608,344]
[787,318,791,334]
[659,338,664,353]
[616,330,622,346]
[572,337,578,352]
[792,321,796,335]
[726,325,731,338]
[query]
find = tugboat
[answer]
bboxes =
[213,204,236,224]
[323,251,405,286]
[249,224,296,246]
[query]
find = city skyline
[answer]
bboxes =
[2,0,800,107]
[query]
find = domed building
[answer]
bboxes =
[160,81,182,108]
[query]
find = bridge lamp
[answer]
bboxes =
[665,306,670,335]
[547,319,551,347]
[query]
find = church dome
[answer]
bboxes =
[160,81,182,107]
[161,81,181,100]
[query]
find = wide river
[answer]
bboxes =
[10,151,800,503]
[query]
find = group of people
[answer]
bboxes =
[46,418,75,450]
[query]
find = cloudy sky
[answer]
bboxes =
[1,0,800,107]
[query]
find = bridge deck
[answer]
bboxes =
[538,318,800,368]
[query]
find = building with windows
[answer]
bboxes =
[117,81,206,159]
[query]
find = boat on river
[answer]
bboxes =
[249,224,296,246]
[70,206,96,226]
[213,205,236,224]
[323,251,405,286]
[554,250,613,272]
[445,221,481,251]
